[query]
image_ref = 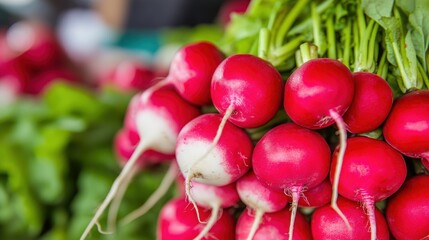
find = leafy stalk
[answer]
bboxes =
[326,14,336,59]
[274,0,310,47]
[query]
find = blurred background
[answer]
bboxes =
[0,0,249,239]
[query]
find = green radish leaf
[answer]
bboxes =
[381,16,402,65]
[362,0,394,25]
[404,30,418,88]
[395,0,415,15]
[43,82,104,123]
[408,0,429,71]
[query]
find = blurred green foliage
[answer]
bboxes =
[0,82,174,240]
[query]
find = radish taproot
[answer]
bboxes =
[386,175,429,240]
[176,113,252,217]
[236,171,288,240]
[291,177,332,208]
[80,86,200,240]
[236,207,312,240]
[252,123,330,240]
[311,197,390,240]
[149,41,225,106]
[157,197,235,240]
[188,181,239,240]
[283,58,354,223]
[383,89,429,164]
[330,136,407,240]
[342,72,393,134]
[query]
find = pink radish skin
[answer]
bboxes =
[151,41,225,106]
[123,93,143,145]
[113,128,173,168]
[176,113,252,221]
[189,181,240,240]
[291,178,332,208]
[252,123,330,240]
[6,20,65,69]
[211,54,283,128]
[176,113,252,183]
[342,72,393,133]
[386,175,429,240]
[283,58,354,224]
[157,198,235,240]
[330,136,407,240]
[0,59,28,105]
[25,67,79,95]
[81,87,200,240]
[383,90,429,162]
[284,58,354,129]
[101,60,156,92]
[218,0,250,27]
[311,197,390,240]
[236,208,312,240]
[236,171,289,240]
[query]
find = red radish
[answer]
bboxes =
[284,58,354,223]
[211,54,283,129]
[236,207,312,240]
[386,175,429,240]
[284,58,354,129]
[25,67,79,95]
[176,113,252,216]
[252,123,331,240]
[236,171,289,240]
[123,93,144,145]
[0,58,28,105]
[150,41,225,106]
[383,89,429,163]
[311,197,390,240]
[217,0,250,27]
[342,72,393,133]
[6,20,65,69]
[81,87,200,240]
[330,136,407,240]
[157,197,235,240]
[188,181,239,240]
[100,60,156,92]
[292,178,332,208]
[114,127,173,167]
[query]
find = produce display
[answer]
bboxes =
[1,0,429,239]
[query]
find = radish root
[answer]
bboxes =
[193,205,222,240]
[184,104,234,223]
[288,186,303,240]
[329,109,351,230]
[120,163,178,225]
[362,193,376,240]
[246,209,264,240]
[106,166,139,232]
[80,140,149,240]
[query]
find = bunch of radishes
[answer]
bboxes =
[0,20,82,103]
[80,38,429,240]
